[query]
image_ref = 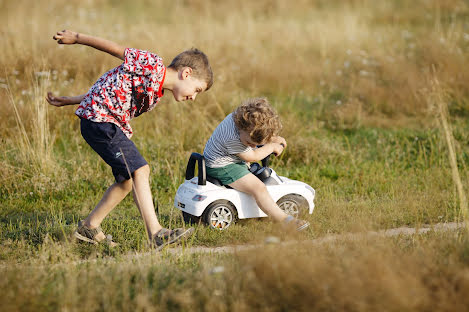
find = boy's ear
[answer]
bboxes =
[180,67,193,80]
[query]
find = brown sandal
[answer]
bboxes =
[74,220,119,247]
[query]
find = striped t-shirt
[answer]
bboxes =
[204,113,252,168]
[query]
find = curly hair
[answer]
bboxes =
[233,97,282,144]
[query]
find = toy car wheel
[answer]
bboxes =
[182,211,200,225]
[277,194,308,218]
[203,200,237,230]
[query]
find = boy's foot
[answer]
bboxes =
[283,215,310,232]
[74,220,119,247]
[151,227,194,251]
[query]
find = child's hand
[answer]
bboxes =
[270,136,287,148]
[270,136,286,156]
[271,143,285,156]
[46,92,70,107]
[53,30,79,44]
[272,144,285,156]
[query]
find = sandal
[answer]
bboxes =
[74,220,119,247]
[151,227,194,251]
[283,215,310,232]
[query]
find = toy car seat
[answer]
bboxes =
[185,153,232,188]
[185,152,280,188]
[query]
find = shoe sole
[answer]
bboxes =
[74,231,119,247]
[156,228,195,251]
[74,231,98,245]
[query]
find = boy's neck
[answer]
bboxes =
[162,67,178,91]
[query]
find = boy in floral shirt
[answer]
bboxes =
[47,29,213,249]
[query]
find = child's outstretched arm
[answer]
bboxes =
[53,30,125,60]
[46,92,86,107]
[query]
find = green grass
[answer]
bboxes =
[1,111,466,259]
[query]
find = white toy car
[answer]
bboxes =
[174,153,316,230]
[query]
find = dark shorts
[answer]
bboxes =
[80,118,147,183]
[206,162,250,185]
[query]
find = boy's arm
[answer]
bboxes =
[53,30,125,60]
[46,92,86,107]
[237,142,286,163]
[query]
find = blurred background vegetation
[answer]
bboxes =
[1,0,468,310]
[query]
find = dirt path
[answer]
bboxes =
[2,222,465,268]
[164,221,465,255]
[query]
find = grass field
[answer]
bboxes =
[1,0,469,310]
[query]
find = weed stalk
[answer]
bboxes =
[429,72,468,231]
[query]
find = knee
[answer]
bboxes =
[251,183,268,199]
[132,164,150,180]
[118,178,133,193]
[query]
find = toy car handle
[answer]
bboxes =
[261,143,285,167]
[185,153,206,185]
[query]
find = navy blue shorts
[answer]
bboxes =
[80,118,148,183]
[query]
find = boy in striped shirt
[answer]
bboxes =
[204,98,309,231]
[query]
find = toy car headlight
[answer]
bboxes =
[192,195,207,201]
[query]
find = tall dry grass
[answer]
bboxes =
[1,0,467,147]
[427,72,468,229]
[7,72,55,173]
[1,0,468,123]
[2,232,469,311]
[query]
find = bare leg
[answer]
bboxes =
[131,165,163,238]
[229,173,288,222]
[83,178,133,241]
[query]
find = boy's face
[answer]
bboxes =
[239,130,261,148]
[172,67,207,102]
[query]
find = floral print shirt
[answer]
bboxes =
[75,48,166,138]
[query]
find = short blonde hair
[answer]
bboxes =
[233,97,282,144]
[168,48,213,90]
